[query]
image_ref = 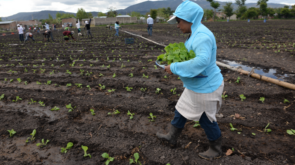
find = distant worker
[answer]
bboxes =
[147,15,154,36]
[24,32,35,42]
[17,24,24,42]
[85,19,93,38]
[63,31,76,42]
[43,30,55,42]
[114,21,120,37]
[45,22,50,30]
[76,20,81,33]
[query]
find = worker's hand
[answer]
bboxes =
[164,65,173,75]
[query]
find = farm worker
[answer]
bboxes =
[43,30,55,42]
[147,15,154,36]
[85,19,93,38]
[156,0,224,160]
[24,32,35,42]
[17,24,24,42]
[76,20,81,33]
[45,22,50,30]
[63,31,76,42]
[114,21,120,37]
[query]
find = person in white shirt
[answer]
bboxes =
[45,22,50,30]
[76,20,81,33]
[17,24,24,42]
[147,15,154,36]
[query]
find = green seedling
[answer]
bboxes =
[7,129,16,137]
[51,106,60,111]
[107,89,116,93]
[36,139,50,147]
[80,69,84,75]
[236,77,240,83]
[0,94,5,100]
[66,83,72,87]
[129,73,134,77]
[107,65,111,68]
[90,109,95,116]
[4,78,7,82]
[264,123,272,133]
[66,104,75,112]
[232,148,235,152]
[61,142,74,153]
[38,101,45,107]
[142,74,149,78]
[166,164,171,165]
[75,83,82,88]
[130,152,140,164]
[239,94,246,101]
[284,99,290,104]
[154,65,158,69]
[148,113,156,122]
[252,133,256,136]
[29,98,36,104]
[127,110,135,119]
[193,121,200,128]
[287,129,295,136]
[17,78,21,83]
[26,129,36,143]
[230,123,238,131]
[24,81,28,85]
[99,73,104,77]
[66,70,72,75]
[222,94,228,100]
[170,88,177,94]
[155,88,161,94]
[101,153,114,165]
[12,96,22,102]
[164,75,168,79]
[50,70,55,75]
[36,81,42,85]
[140,88,147,92]
[99,84,106,90]
[10,79,13,83]
[87,85,91,91]
[47,80,51,85]
[125,86,133,92]
[259,97,265,103]
[113,73,116,78]
[108,110,120,115]
[81,145,91,158]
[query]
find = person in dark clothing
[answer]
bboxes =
[63,31,76,42]
[85,19,93,38]
[43,30,55,42]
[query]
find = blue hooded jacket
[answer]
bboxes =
[170,0,223,93]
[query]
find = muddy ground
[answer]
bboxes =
[0,21,294,165]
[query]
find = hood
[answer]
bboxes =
[173,0,204,33]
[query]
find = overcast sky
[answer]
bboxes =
[0,0,294,17]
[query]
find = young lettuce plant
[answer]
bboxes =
[236,77,240,83]
[193,121,200,128]
[230,123,238,131]
[29,98,36,104]
[17,78,21,83]
[127,110,135,119]
[264,123,272,133]
[90,109,95,116]
[102,153,114,165]
[12,96,22,102]
[7,129,16,137]
[259,97,265,103]
[36,139,50,147]
[26,129,36,143]
[148,113,156,122]
[155,88,161,94]
[99,84,106,90]
[142,74,149,79]
[284,99,290,104]
[170,88,177,94]
[239,94,246,101]
[81,145,91,158]
[61,142,73,153]
[66,104,75,112]
[125,86,133,92]
[287,129,295,138]
[51,106,60,111]
[130,153,140,164]
[87,85,91,91]
[140,88,147,92]
[38,101,45,107]
[0,94,5,100]
[108,110,120,115]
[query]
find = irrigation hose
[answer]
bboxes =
[122,30,295,90]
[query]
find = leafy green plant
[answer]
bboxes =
[36,139,50,147]
[129,73,134,77]
[29,98,36,104]
[264,123,272,133]
[148,113,156,122]
[130,153,140,164]
[154,65,158,69]
[38,101,45,107]
[51,106,60,111]
[7,129,16,137]
[155,88,161,94]
[157,42,196,64]
[170,88,177,94]
[101,153,114,165]
[61,142,73,153]
[222,94,228,100]
[75,83,82,88]
[140,88,147,92]
[10,79,13,83]
[0,94,4,100]
[108,110,120,115]
[127,110,135,119]
[66,70,72,75]
[99,73,104,77]
[99,84,105,90]
[125,86,133,92]
[90,109,95,116]
[66,83,72,87]
[193,121,200,128]
[17,78,21,83]
[236,77,240,83]
[36,81,42,85]
[26,129,36,143]
[284,99,290,104]
[287,129,295,136]
[46,80,51,85]
[259,97,265,103]
[12,96,22,102]
[81,145,91,158]
[239,94,246,101]
[108,89,116,93]
[66,104,75,112]
[252,133,256,136]
[229,123,238,131]
[142,74,149,78]
[87,85,91,91]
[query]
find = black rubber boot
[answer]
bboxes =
[156,124,183,148]
[199,136,223,160]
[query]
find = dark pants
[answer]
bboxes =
[147,24,153,36]
[46,32,54,41]
[171,109,221,141]
[87,29,92,37]
[19,34,24,41]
